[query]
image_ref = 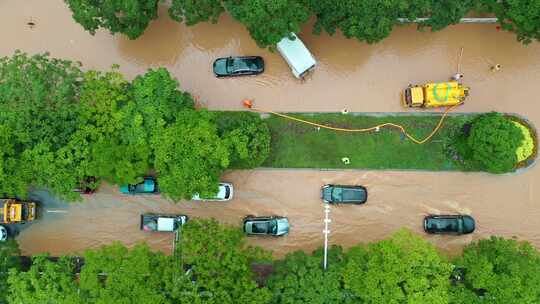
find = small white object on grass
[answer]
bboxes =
[341,157,350,165]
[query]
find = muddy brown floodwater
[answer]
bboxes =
[1,0,540,258]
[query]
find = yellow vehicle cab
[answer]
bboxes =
[0,199,36,224]
[403,81,469,108]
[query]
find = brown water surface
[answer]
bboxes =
[1,0,540,258]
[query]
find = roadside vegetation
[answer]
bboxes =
[264,112,536,173]
[1,220,539,304]
[0,52,270,201]
[65,0,540,47]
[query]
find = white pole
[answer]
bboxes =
[323,204,331,270]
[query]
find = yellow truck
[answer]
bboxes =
[0,199,36,224]
[403,81,469,108]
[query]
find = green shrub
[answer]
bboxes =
[513,121,534,162]
[465,113,523,173]
[216,112,271,169]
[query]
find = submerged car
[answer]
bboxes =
[322,184,367,204]
[120,177,159,194]
[424,215,475,235]
[140,214,188,232]
[191,183,233,201]
[73,177,98,194]
[243,216,289,236]
[0,226,7,241]
[213,56,264,77]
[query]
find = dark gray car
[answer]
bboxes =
[213,56,264,77]
[322,184,367,204]
[424,215,475,235]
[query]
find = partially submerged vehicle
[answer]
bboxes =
[424,215,475,235]
[120,177,159,195]
[0,226,8,241]
[403,81,469,108]
[213,56,264,77]
[243,215,289,236]
[73,176,98,194]
[140,214,189,232]
[191,182,234,201]
[321,185,367,204]
[276,33,317,79]
[0,198,36,224]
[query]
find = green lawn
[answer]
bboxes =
[263,113,476,170]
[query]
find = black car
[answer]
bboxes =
[321,184,367,204]
[213,56,264,77]
[424,215,475,235]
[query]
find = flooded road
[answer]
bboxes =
[1,0,540,257]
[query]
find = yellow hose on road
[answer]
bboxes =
[244,101,459,145]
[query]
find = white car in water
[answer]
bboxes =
[191,182,234,201]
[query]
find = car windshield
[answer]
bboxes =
[270,220,277,234]
[227,58,256,73]
[331,188,343,201]
[224,187,230,199]
[431,218,460,232]
[252,222,269,234]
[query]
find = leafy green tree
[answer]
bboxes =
[451,237,540,304]
[480,0,540,44]
[64,0,160,39]
[343,229,452,304]
[267,246,352,304]
[79,243,174,304]
[7,255,80,304]
[0,240,20,304]
[181,218,272,304]
[169,0,225,25]
[216,112,271,169]
[465,113,523,173]
[420,1,477,31]
[307,0,423,43]
[0,51,85,200]
[225,0,311,48]
[153,110,229,201]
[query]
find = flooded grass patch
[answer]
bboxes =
[263,113,476,170]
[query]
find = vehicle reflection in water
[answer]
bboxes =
[1,0,540,257]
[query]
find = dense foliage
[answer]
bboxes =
[65,0,540,45]
[0,52,270,201]
[343,229,452,303]
[216,112,271,169]
[153,110,230,201]
[225,0,311,48]
[64,0,159,39]
[0,51,85,200]
[479,0,540,44]
[451,237,540,304]
[267,246,350,304]
[181,218,272,303]
[3,225,540,304]
[0,241,20,304]
[457,113,524,173]
[169,0,224,25]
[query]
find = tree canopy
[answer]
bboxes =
[451,237,540,304]
[343,229,452,303]
[169,0,225,25]
[225,0,311,48]
[64,0,160,39]
[465,113,524,173]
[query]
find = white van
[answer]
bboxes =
[276,33,317,79]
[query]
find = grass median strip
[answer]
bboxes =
[263,113,476,170]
